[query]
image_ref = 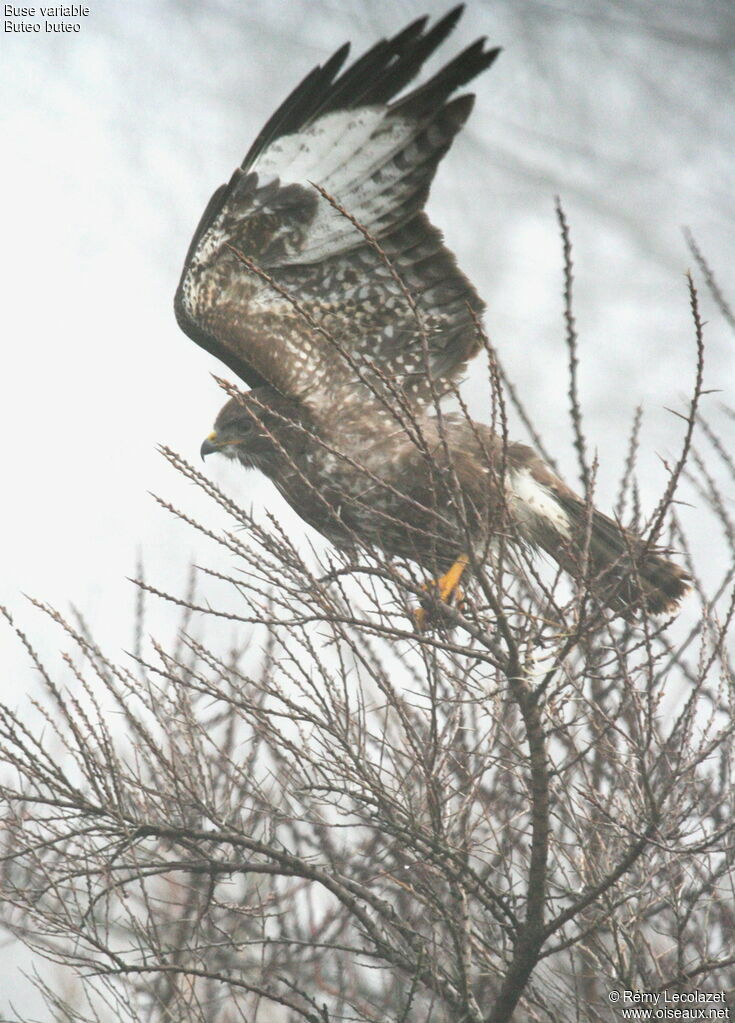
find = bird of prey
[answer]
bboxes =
[175,7,689,622]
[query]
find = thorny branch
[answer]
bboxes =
[1,220,733,1023]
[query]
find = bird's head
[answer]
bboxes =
[200,387,311,473]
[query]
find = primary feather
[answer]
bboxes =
[175,8,499,410]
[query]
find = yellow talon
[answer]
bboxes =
[414,555,469,631]
[437,555,469,601]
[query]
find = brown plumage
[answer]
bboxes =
[179,10,689,621]
[200,389,689,619]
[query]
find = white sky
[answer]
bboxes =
[1,0,733,1013]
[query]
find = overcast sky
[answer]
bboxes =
[1,0,733,1012]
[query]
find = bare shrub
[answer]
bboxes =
[1,228,733,1023]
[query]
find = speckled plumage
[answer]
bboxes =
[178,9,690,619]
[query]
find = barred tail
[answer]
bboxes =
[506,453,690,619]
[550,497,691,618]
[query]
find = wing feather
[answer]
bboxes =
[176,10,499,410]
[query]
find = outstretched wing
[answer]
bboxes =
[175,7,499,411]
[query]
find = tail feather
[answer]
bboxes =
[553,496,691,618]
[505,451,690,619]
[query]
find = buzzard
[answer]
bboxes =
[176,7,689,622]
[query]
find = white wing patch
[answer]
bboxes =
[508,468,572,540]
[254,108,387,187]
[252,106,427,266]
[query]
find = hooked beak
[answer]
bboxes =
[200,431,219,460]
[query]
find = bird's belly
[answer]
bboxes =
[269,461,357,548]
[270,453,469,571]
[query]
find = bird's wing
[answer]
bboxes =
[175,7,498,411]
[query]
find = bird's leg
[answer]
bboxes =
[414,554,469,631]
[434,554,470,602]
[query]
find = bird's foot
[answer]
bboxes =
[414,555,469,631]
